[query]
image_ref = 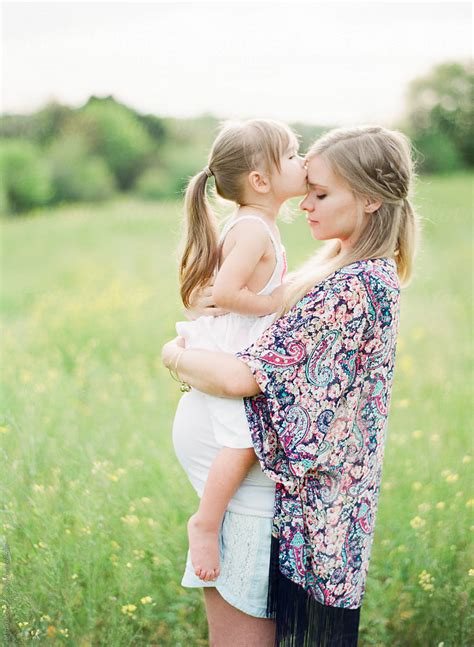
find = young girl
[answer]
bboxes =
[171,119,307,583]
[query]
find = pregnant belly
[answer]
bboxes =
[172,388,276,517]
[172,389,219,498]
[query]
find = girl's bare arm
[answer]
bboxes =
[212,220,282,316]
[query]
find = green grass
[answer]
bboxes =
[1,174,473,646]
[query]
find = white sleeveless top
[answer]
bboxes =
[218,215,287,296]
[172,215,286,516]
[175,215,287,353]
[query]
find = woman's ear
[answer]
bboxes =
[364,196,382,213]
[247,170,271,194]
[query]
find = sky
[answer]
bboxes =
[2,1,472,126]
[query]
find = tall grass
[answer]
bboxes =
[1,174,472,645]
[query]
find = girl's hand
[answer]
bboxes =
[184,283,229,320]
[161,336,185,369]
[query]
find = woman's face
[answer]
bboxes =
[300,154,368,249]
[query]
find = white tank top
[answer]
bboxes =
[218,215,287,296]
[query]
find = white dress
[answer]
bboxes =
[172,215,286,516]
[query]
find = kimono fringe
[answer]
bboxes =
[267,535,361,647]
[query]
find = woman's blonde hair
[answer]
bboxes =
[180,119,298,307]
[279,125,421,315]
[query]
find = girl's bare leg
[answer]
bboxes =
[203,588,276,647]
[188,447,257,581]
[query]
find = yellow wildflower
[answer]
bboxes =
[466,499,474,508]
[47,626,56,637]
[400,610,414,620]
[121,515,139,526]
[411,430,423,439]
[121,604,137,615]
[34,541,48,549]
[430,433,440,442]
[462,455,471,463]
[141,497,151,504]
[419,570,435,592]
[418,503,431,513]
[436,502,446,509]
[467,568,474,577]
[412,482,422,491]
[410,516,425,530]
[446,473,459,483]
[140,596,153,605]
[0,426,9,434]
[111,540,121,550]
[58,628,69,637]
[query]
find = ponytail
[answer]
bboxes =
[179,170,219,308]
[395,197,419,286]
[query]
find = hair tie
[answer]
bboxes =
[203,166,213,178]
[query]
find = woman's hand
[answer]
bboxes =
[184,283,229,320]
[161,336,185,369]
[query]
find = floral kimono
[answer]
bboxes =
[237,257,401,647]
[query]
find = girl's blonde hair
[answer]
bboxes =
[180,119,298,307]
[279,125,421,315]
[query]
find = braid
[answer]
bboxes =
[374,161,409,202]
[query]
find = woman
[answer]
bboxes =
[162,126,419,647]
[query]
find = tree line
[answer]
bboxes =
[0,60,471,215]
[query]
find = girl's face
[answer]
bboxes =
[270,144,308,201]
[300,154,368,249]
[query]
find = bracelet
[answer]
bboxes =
[168,349,191,392]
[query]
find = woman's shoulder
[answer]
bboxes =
[330,257,400,293]
[294,257,399,319]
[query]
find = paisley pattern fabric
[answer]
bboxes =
[236,257,401,610]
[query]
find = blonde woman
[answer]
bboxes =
[163,126,419,646]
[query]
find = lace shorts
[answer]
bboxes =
[181,510,274,618]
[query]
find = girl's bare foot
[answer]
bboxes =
[187,512,221,581]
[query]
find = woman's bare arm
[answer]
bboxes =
[162,338,261,398]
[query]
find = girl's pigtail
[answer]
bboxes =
[180,170,220,308]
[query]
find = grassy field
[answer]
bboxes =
[1,173,473,646]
